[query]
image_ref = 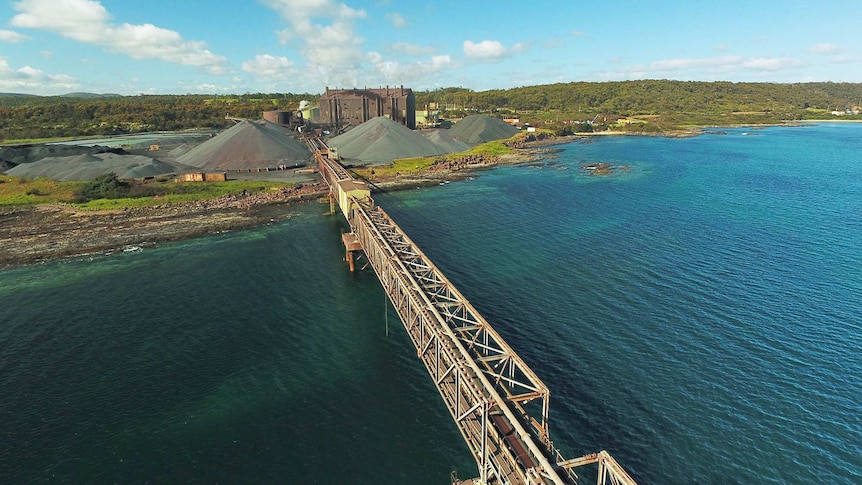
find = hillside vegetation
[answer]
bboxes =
[3,81,862,142]
[419,81,862,132]
[416,81,862,114]
[0,93,312,142]
[0,172,293,209]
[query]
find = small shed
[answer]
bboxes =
[336,179,371,220]
[179,172,227,182]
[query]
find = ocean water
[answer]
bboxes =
[1,124,860,484]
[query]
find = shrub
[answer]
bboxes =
[74,173,131,202]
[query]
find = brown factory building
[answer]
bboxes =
[320,86,416,130]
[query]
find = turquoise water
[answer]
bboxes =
[1,124,860,483]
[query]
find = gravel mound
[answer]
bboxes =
[423,129,471,153]
[5,152,183,181]
[448,115,518,145]
[125,133,213,151]
[0,144,127,165]
[177,120,310,170]
[327,116,449,165]
[168,144,193,158]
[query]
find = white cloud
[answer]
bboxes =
[649,55,803,73]
[386,12,407,28]
[571,30,586,37]
[739,57,804,71]
[463,39,525,62]
[601,54,807,81]
[650,55,743,71]
[0,56,79,93]
[242,54,295,78]
[264,0,367,86]
[368,52,458,82]
[829,54,858,64]
[194,83,232,93]
[0,29,28,43]
[263,0,462,89]
[11,0,227,74]
[39,50,52,58]
[807,43,844,55]
[464,40,506,60]
[543,38,565,48]
[391,42,435,56]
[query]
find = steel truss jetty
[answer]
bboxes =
[307,136,638,485]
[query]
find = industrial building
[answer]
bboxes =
[320,86,416,130]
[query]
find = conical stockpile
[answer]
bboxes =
[178,120,311,170]
[448,115,519,146]
[5,153,181,181]
[422,129,471,153]
[327,116,450,164]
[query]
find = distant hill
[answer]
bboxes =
[59,92,123,98]
[3,81,862,142]
[415,81,862,120]
[0,92,312,141]
[0,92,121,98]
[0,93,37,98]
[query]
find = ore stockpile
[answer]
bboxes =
[0,121,314,181]
[1,115,519,180]
[326,115,515,165]
[177,120,311,171]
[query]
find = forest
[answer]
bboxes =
[0,93,312,142]
[2,81,862,142]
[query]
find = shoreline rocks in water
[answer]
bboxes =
[580,162,630,175]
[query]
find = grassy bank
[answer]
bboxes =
[0,174,297,209]
[351,137,517,180]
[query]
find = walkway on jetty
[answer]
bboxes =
[306,135,637,485]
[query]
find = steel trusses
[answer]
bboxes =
[352,201,573,485]
[309,136,637,485]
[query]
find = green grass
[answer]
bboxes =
[0,175,80,205]
[461,139,513,157]
[352,136,518,180]
[0,174,295,209]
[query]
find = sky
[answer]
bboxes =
[1,0,861,96]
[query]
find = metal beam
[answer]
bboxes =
[308,136,637,485]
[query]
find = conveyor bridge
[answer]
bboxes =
[306,136,638,485]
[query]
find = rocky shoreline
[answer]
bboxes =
[0,147,548,268]
[0,182,328,268]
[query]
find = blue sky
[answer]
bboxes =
[1,0,860,95]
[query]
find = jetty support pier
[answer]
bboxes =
[307,135,638,485]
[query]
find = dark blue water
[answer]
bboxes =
[1,124,860,484]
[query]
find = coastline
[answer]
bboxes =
[0,148,543,269]
[0,119,829,269]
[0,183,328,268]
